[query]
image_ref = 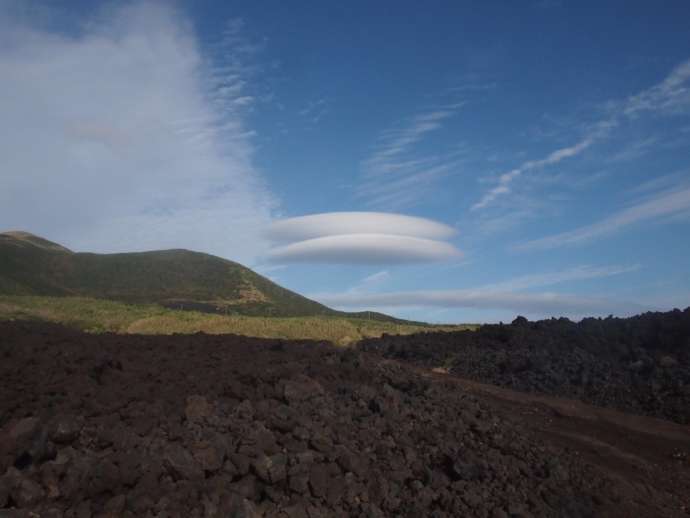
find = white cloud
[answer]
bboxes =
[298,98,328,123]
[266,212,461,265]
[311,263,643,317]
[357,106,464,209]
[344,270,391,294]
[516,186,690,251]
[471,136,596,210]
[267,212,456,242]
[623,59,690,118]
[478,264,641,291]
[267,234,462,265]
[313,290,644,317]
[359,270,390,286]
[606,136,658,163]
[472,58,690,211]
[0,2,274,265]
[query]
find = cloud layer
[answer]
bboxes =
[314,290,644,317]
[267,212,461,264]
[516,186,690,250]
[268,234,461,264]
[0,3,274,264]
[312,264,643,317]
[267,212,456,242]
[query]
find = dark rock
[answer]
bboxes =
[51,415,81,444]
[185,395,213,422]
[221,494,261,518]
[308,463,331,498]
[289,473,310,494]
[115,451,140,487]
[6,469,45,507]
[193,441,224,473]
[104,494,126,513]
[252,453,287,483]
[659,355,678,368]
[163,445,203,481]
[88,459,121,496]
[2,417,52,469]
[229,453,251,476]
[282,376,325,404]
[0,476,9,507]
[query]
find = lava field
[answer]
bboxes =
[359,309,690,424]
[1,320,689,517]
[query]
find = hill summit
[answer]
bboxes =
[0,231,338,318]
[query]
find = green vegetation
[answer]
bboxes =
[1,231,423,323]
[0,296,474,345]
[0,231,336,317]
[0,231,477,343]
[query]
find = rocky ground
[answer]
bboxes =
[359,309,690,424]
[0,321,689,517]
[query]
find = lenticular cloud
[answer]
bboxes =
[267,212,461,264]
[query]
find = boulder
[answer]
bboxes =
[185,395,213,422]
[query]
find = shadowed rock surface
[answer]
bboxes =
[359,309,690,424]
[0,321,689,517]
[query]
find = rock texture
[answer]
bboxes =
[359,309,690,424]
[0,321,688,517]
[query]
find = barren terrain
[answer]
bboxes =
[1,321,689,517]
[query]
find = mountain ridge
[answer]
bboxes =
[0,231,411,322]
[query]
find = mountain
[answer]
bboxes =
[0,231,385,320]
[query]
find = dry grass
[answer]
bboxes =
[0,296,475,345]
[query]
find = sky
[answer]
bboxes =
[1,0,690,323]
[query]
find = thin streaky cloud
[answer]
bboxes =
[346,270,391,294]
[623,59,690,118]
[472,58,690,211]
[515,186,690,251]
[471,134,597,211]
[311,263,643,316]
[606,136,658,163]
[479,264,641,292]
[357,104,464,209]
[313,290,644,317]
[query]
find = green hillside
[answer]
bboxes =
[0,231,338,317]
[0,231,408,321]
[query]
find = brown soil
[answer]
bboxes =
[1,321,688,517]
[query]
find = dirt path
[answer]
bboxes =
[423,366,690,516]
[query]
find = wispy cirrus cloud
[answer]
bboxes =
[477,264,641,291]
[471,59,690,211]
[357,270,390,286]
[515,185,690,251]
[471,135,599,210]
[357,105,464,209]
[606,136,659,163]
[623,60,690,118]
[346,270,391,294]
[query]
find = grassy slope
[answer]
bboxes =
[0,296,473,345]
[0,232,345,318]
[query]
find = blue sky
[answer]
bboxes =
[1,1,690,322]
